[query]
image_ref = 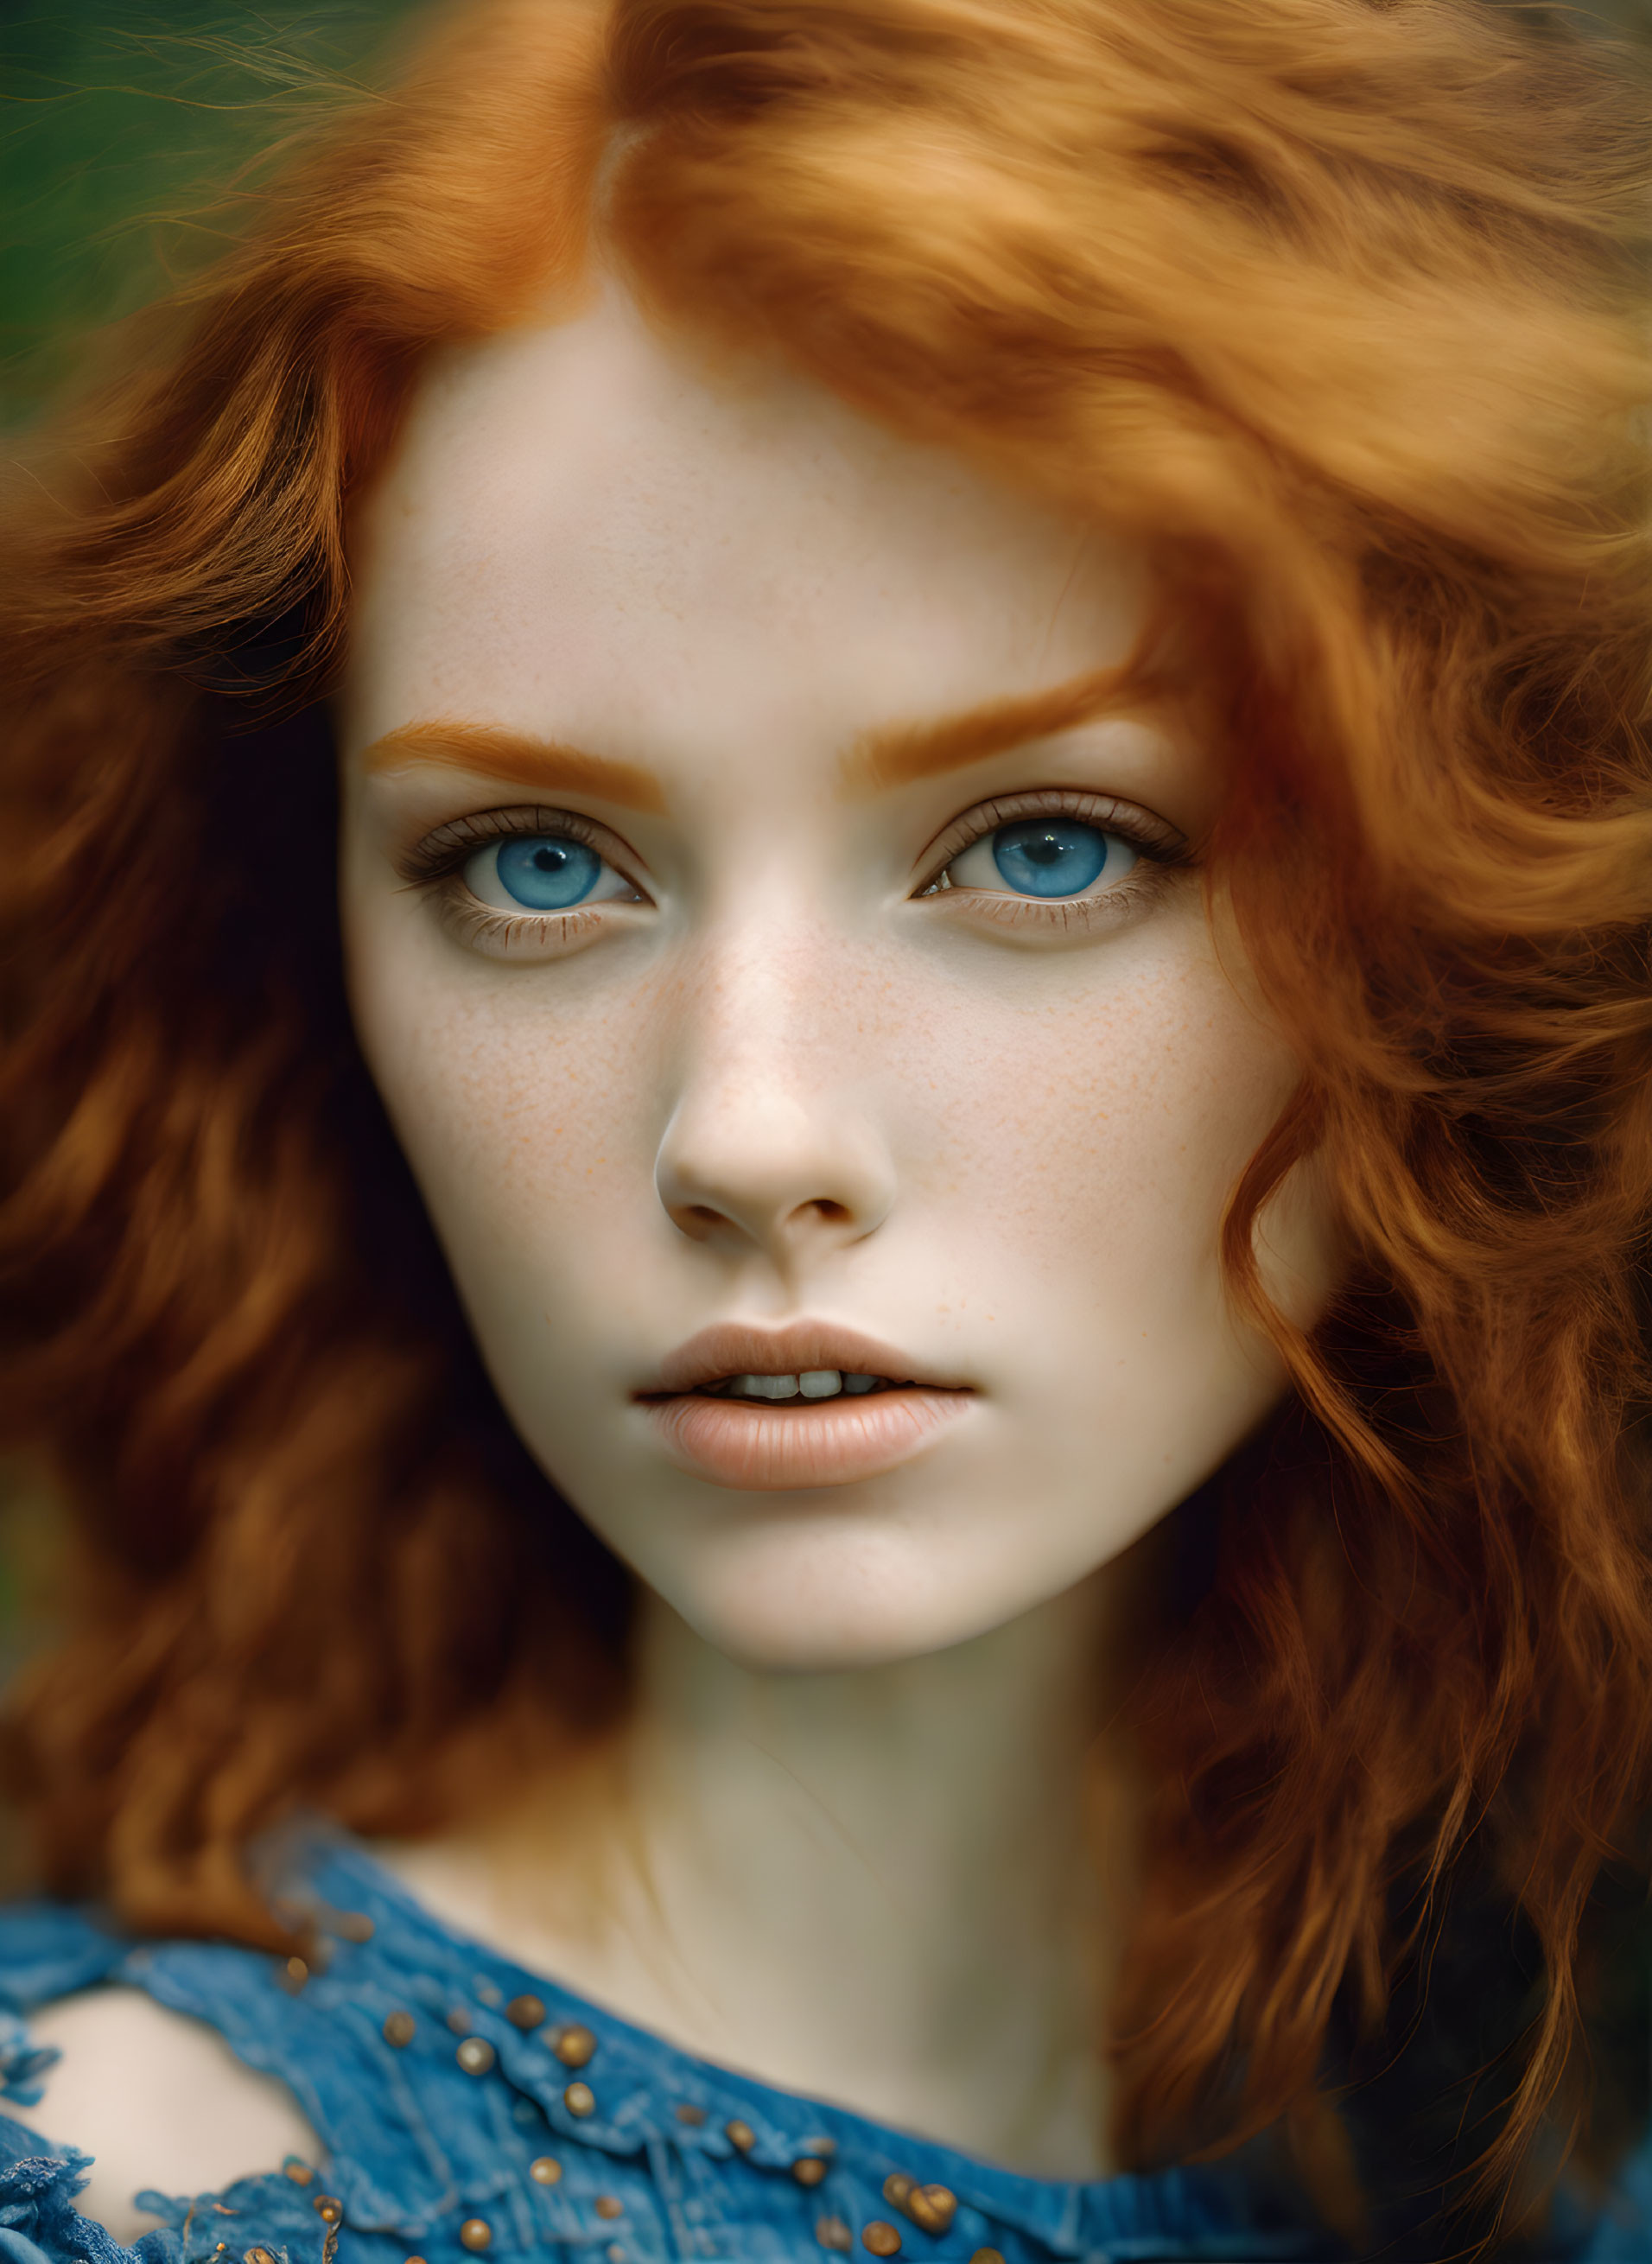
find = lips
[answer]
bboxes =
[641,1322,969,1401]
[636,1323,974,1491]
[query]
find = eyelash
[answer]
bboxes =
[915,789,1189,931]
[397,805,648,957]
[398,790,1190,955]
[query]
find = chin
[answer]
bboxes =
[683,1612,964,1676]
[648,1522,1086,1675]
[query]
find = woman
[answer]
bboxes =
[1,0,1649,2256]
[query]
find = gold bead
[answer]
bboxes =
[725,2118,755,2153]
[791,2157,828,2188]
[861,2226,901,2258]
[312,2197,342,2226]
[403,2257,427,2264]
[564,2080,596,2116]
[334,1911,374,1943]
[674,2102,706,2126]
[382,2010,416,2048]
[507,1993,546,2030]
[815,2218,853,2253]
[279,1956,308,1993]
[283,2162,315,2185]
[969,2252,1007,2264]
[553,2022,597,2068]
[459,2222,492,2252]
[456,2036,496,2076]
[594,2197,622,2221]
[881,2174,914,2209]
[904,2185,957,2235]
[447,2007,472,2035]
[244,2248,276,2264]
[529,2156,562,2185]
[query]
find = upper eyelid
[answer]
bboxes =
[915,788,1189,888]
[395,804,645,887]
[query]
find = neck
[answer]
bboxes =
[382,1574,1134,2177]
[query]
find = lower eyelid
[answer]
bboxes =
[928,863,1172,929]
[435,892,613,958]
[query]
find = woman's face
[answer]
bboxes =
[339,283,1333,1672]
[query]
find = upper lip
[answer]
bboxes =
[639,1321,973,1398]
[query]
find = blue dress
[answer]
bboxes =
[0,1839,1637,2264]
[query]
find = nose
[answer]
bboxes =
[653,946,896,1267]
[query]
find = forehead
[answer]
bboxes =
[342,282,1148,766]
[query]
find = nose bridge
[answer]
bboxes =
[654,905,894,1258]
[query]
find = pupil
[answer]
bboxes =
[496,835,603,911]
[991,818,1109,899]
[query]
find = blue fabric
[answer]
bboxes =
[0,1835,1619,2264]
[0,1842,1335,2264]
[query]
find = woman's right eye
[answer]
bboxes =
[462,834,640,913]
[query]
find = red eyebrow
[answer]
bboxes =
[844,651,1167,795]
[360,722,667,813]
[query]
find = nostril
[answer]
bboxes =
[673,1204,728,1236]
[655,1110,897,1255]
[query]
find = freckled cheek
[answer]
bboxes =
[900,955,1298,1299]
[348,938,664,1267]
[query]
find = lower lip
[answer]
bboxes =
[642,1388,973,1491]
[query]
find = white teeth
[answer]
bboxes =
[701,1367,886,1403]
[710,1370,891,1401]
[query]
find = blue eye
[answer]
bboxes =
[989,818,1110,897]
[494,836,603,909]
[941,815,1136,900]
[461,830,639,918]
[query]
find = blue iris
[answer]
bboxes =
[990,818,1109,898]
[494,836,603,910]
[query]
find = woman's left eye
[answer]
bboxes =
[462,834,639,913]
[942,817,1139,899]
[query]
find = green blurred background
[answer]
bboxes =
[2,0,424,429]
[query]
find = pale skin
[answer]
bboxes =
[12,279,1336,2229]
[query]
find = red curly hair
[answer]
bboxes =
[3,0,1650,2234]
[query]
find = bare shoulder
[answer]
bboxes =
[7,1987,321,2240]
